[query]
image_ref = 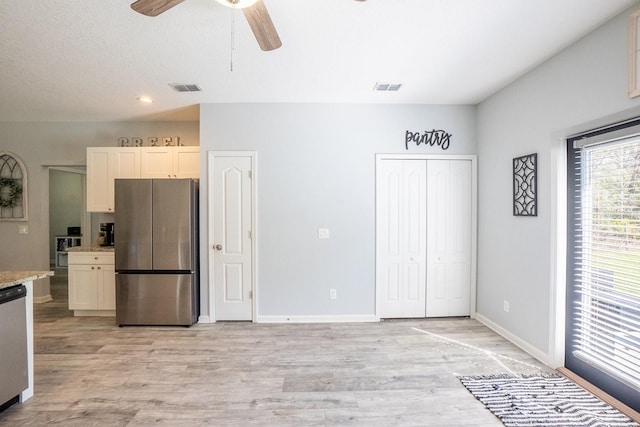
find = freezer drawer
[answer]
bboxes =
[116,273,198,326]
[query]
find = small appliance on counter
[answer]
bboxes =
[99,222,114,246]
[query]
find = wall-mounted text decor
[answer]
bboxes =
[0,152,27,221]
[513,153,537,216]
[405,130,452,150]
[118,136,182,147]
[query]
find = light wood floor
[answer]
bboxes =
[0,270,554,426]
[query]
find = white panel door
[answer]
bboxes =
[426,160,472,317]
[376,159,427,318]
[213,155,254,321]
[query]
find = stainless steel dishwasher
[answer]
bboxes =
[0,284,28,412]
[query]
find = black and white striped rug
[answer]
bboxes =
[458,374,638,427]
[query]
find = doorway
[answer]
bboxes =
[375,154,477,319]
[208,151,256,321]
[48,167,89,269]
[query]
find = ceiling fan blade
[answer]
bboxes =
[131,0,186,17]
[242,0,282,51]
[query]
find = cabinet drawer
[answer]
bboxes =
[68,252,114,265]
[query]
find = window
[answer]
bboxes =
[567,120,640,412]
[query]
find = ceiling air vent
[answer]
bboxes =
[169,83,202,92]
[374,82,402,92]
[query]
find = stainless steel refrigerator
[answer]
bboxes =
[114,179,199,326]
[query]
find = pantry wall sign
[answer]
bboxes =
[405,129,452,151]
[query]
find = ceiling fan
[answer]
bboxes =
[130,0,282,51]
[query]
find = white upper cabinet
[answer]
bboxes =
[140,146,199,178]
[140,147,173,178]
[87,146,199,212]
[87,147,140,212]
[173,147,200,178]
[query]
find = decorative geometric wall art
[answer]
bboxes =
[513,153,537,216]
[0,152,28,221]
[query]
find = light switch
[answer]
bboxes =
[18,224,28,234]
[318,228,330,239]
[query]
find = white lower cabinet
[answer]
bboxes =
[68,252,115,316]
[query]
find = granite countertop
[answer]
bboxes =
[0,271,54,290]
[66,246,114,252]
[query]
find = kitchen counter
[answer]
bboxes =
[66,246,114,252]
[0,271,53,290]
[0,270,52,405]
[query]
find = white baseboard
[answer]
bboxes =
[33,295,52,304]
[73,310,115,317]
[475,313,552,366]
[256,314,379,323]
[198,315,212,323]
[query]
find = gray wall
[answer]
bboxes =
[199,103,477,319]
[476,4,640,364]
[0,121,199,299]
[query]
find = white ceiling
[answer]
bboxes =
[0,0,637,122]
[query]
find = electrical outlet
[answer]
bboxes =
[18,224,28,234]
[503,300,510,313]
[318,228,330,239]
[329,288,337,300]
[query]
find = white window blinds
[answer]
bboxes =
[569,134,640,393]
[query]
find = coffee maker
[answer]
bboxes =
[99,222,114,246]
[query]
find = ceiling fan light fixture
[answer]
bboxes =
[216,0,258,9]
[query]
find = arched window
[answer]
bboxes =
[0,152,28,220]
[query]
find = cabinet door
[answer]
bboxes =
[87,147,140,212]
[86,149,112,212]
[113,149,141,178]
[173,147,200,178]
[140,147,173,178]
[99,264,116,310]
[110,148,141,211]
[68,265,99,310]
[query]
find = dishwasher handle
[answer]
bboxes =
[0,285,27,304]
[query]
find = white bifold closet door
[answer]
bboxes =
[376,160,427,318]
[425,160,472,317]
[376,159,471,318]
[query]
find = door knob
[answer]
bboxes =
[214,244,223,251]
